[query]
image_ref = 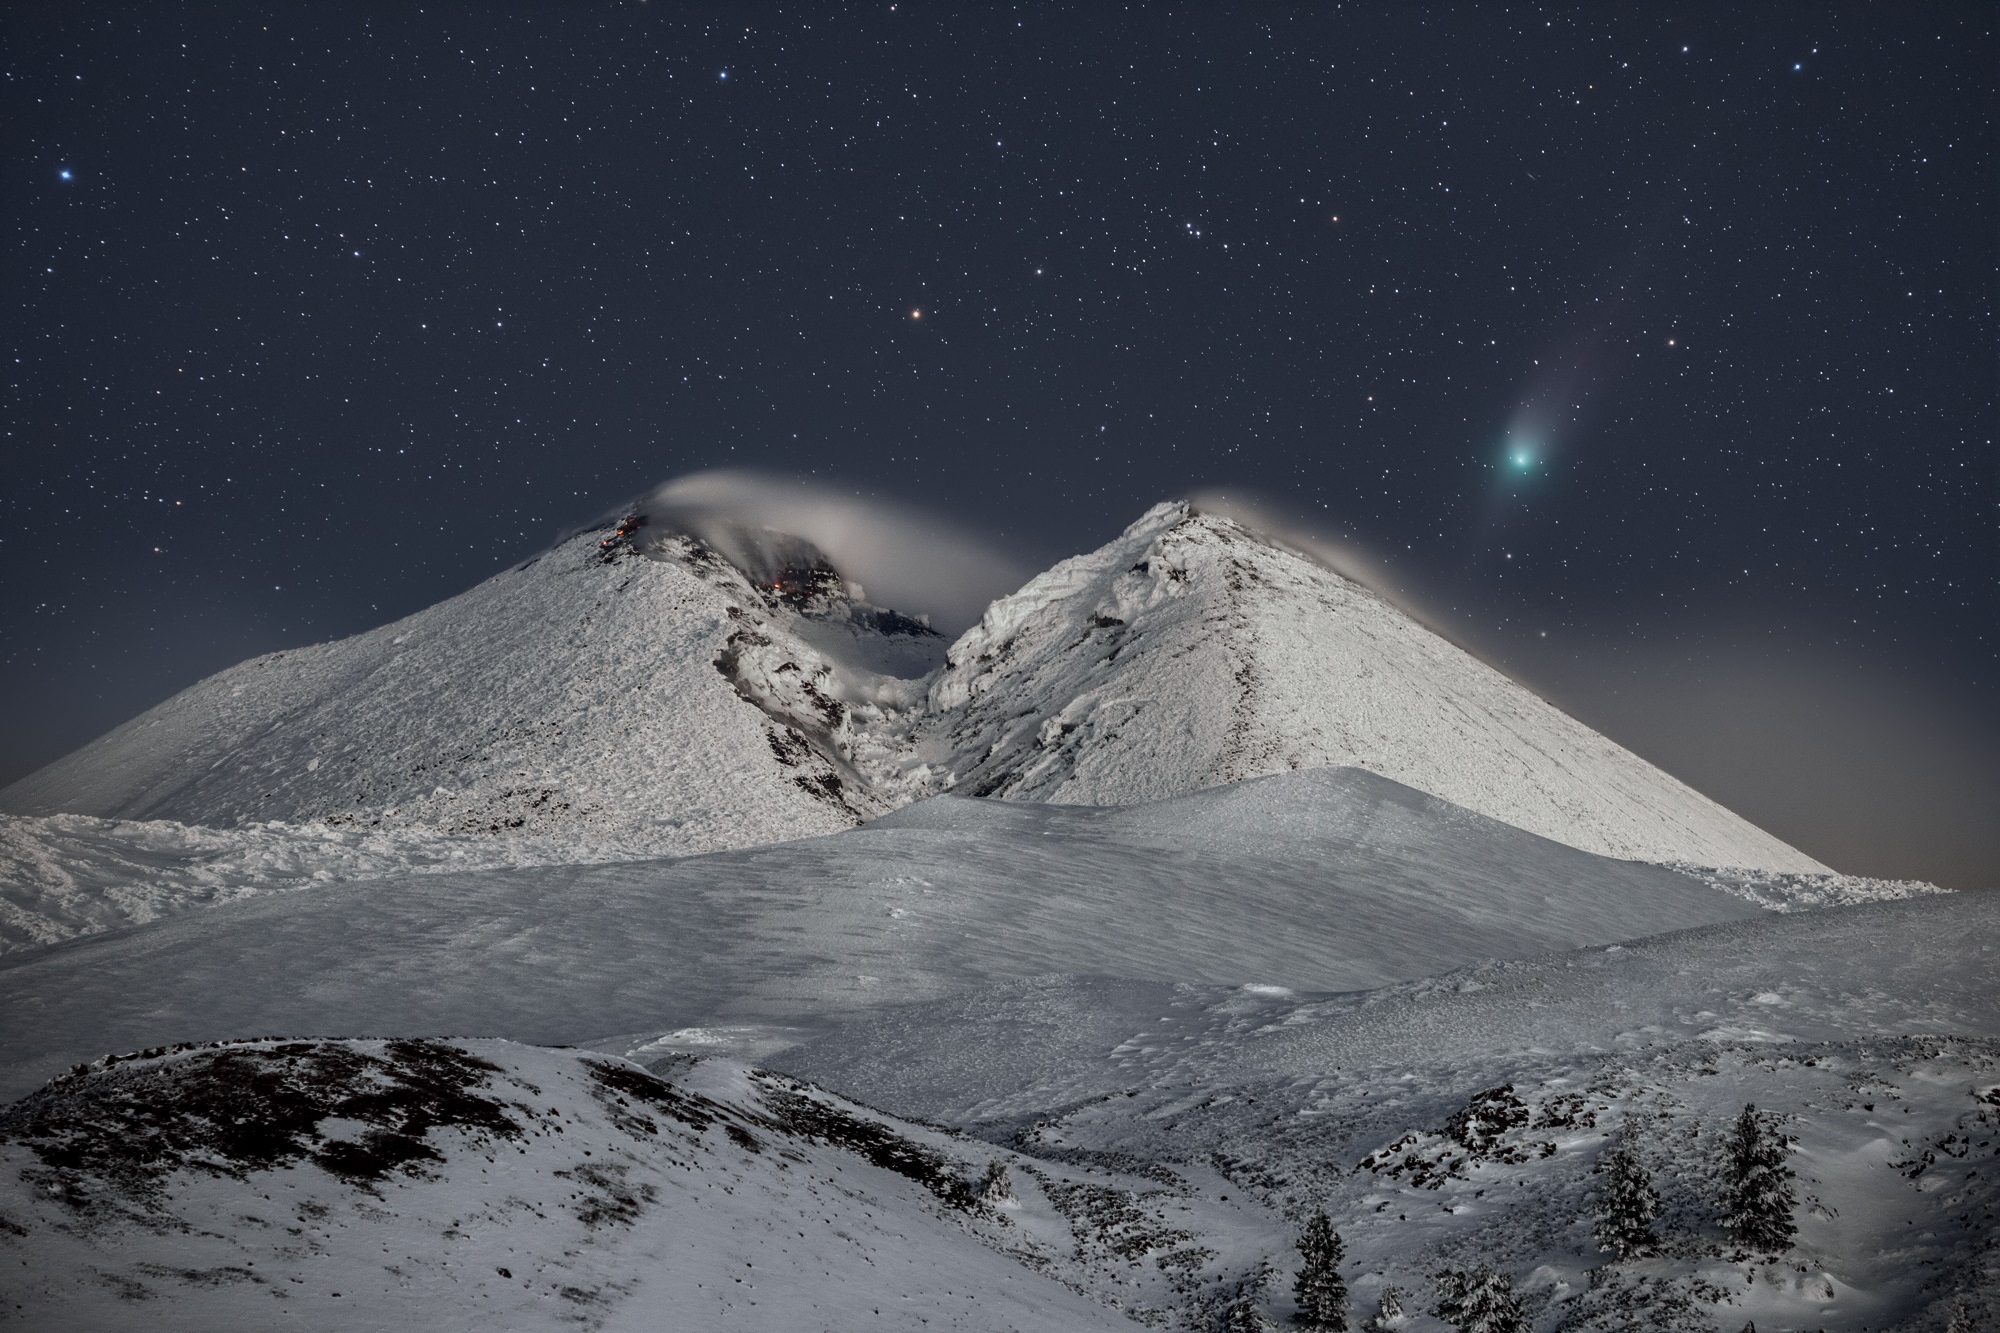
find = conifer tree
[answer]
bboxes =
[1364,1286,1407,1331]
[1592,1139,1660,1259]
[1292,1209,1348,1331]
[1722,1103,1797,1253]
[1432,1265,1528,1333]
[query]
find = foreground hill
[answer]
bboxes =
[0,1038,1133,1332]
[2,500,1826,873]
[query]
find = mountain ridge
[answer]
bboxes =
[2,498,1826,872]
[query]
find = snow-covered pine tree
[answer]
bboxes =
[1226,1296,1275,1332]
[1292,1208,1348,1331]
[1432,1265,1528,1333]
[1722,1102,1797,1253]
[1592,1138,1660,1259]
[1364,1285,1407,1331]
[977,1160,1014,1205]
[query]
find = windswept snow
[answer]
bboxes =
[0,812,676,954]
[0,768,1770,1102]
[3,897,1993,1331]
[769,891,2000,1332]
[1664,861,1947,913]
[0,1038,1132,1332]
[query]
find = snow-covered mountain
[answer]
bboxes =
[900,502,1824,871]
[0,517,947,859]
[0,485,1985,1329]
[1,498,1825,874]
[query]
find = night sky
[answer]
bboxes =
[6,5,1994,886]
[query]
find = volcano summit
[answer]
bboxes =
[2,500,1825,872]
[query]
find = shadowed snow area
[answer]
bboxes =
[0,768,1770,1101]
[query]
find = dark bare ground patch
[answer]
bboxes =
[554,1161,657,1228]
[582,1058,723,1140]
[0,1038,524,1213]
[752,1073,981,1211]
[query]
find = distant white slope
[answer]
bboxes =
[0,811,680,954]
[907,501,1825,871]
[0,521,945,856]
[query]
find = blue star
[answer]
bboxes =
[58,168,73,181]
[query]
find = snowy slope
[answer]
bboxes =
[0,520,945,856]
[3,898,1993,1332]
[0,768,1780,1101]
[0,811,691,955]
[904,502,1825,872]
[0,1038,1133,1332]
[774,891,2000,1332]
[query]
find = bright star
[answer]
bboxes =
[58,168,73,181]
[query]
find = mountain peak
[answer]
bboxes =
[1,500,1824,873]
[901,499,1825,872]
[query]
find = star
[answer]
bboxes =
[58,168,73,181]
